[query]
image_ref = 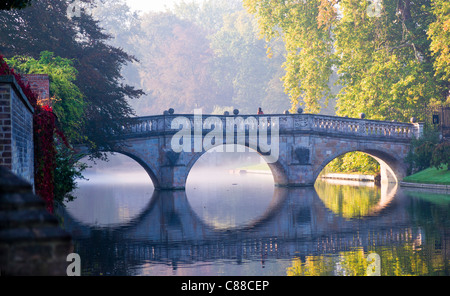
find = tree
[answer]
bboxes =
[428,0,450,84]
[0,0,32,10]
[5,52,88,206]
[173,0,244,34]
[431,142,450,170]
[90,0,142,92]
[6,51,85,142]
[245,0,449,174]
[0,0,144,153]
[326,152,380,175]
[244,0,448,120]
[210,9,290,113]
[405,125,440,173]
[131,12,219,114]
[90,0,293,116]
[334,0,445,122]
[244,0,336,113]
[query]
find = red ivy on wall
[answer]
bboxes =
[1,55,65,213]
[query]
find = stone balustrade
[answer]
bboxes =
[121,113,422,140]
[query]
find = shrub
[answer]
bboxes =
[405,124,440,174]
[431,142,450,170]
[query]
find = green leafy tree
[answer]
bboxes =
[326,152,380,176]
[5,51,89,204]
[244,0,336,113]
[406,124,440,172]
[244,0,448,119]
[6,51,85,142]
[245,0,449,174]
[431,142,450,170]
[428,0,450,84]
[53,143,88,206]
[334,0,445,122]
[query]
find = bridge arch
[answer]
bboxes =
[76,150,160,188]
[112,150,160,188]
[184,142,289,188]
[314,146,408,185]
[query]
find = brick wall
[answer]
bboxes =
[22,74,50,106]
[0,83,12,170]
[0,76,34,186]
[11,87,34,184]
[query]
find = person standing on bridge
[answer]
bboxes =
[257,107,264,115]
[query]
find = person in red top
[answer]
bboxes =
[257,107,264,115]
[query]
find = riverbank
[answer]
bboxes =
[400,181,450,193]
[320,173,375,182]
[400,166,450,193]
[402,166,450,185]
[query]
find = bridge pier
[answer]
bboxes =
[159,165,189,190]
[376,157,402,184]
[274,164,315,187]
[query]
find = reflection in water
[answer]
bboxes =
[315,180,382,219]
[314,180,398,219]
[58,170,450,276]
[65,182,154,227]
[287,244,448,276]
[186,169,275,229]
[65,153,155,227]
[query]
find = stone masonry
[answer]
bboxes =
[0,75,35,187]
[0,166,72,276]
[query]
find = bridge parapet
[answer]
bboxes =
[122,114,423,140]
[309,115,421,139]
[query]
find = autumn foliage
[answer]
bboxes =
[1,54,65,213]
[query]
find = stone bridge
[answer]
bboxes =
[77,113,423,190]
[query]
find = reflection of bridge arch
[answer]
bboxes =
[61,184,404,244]
[59,186,423,274]
[315,181,398,219]
[60,186,291,240]
[368,183,398,216]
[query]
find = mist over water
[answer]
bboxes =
[187,168,274,229]
[59,148,450,276]
[66,146,273,229]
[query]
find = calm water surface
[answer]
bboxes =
[58,166,450,276]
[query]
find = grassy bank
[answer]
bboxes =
[403,166,450,185]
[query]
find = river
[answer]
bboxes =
[57,154,450,276]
